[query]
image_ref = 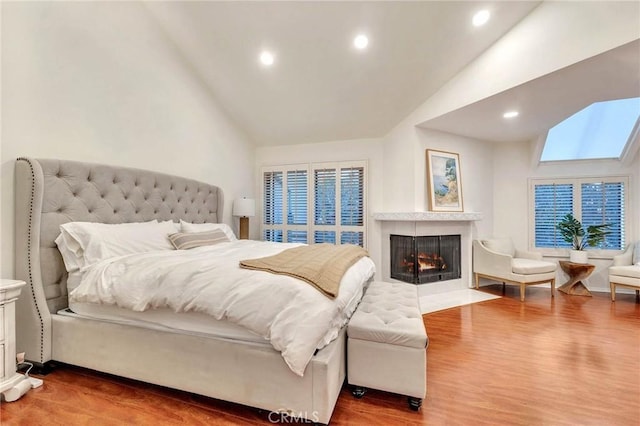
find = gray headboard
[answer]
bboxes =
[14,157,224,364]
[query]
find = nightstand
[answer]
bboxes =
[0,279,27,400]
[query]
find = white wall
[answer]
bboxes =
[380,123,417,212]
[1,2,255,278]
[381,124,494,228]
[413,129,494,230]
[255,138,384,278]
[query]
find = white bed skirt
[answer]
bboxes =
[51,314,346,424]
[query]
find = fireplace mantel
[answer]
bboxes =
[373,212,483,222]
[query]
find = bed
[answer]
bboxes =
[14,157,374,424]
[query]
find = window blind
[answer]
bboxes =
[264,229,283,242]
[287,170,307,226]
[314,169,336,226]
[581,182,624,249]
[314,231,336,244]
[340,167,364,226]
[262,161,366,247]
[341,231,363,246]
[263,171,283,225]
[534,183,573,248]
[287,230,308,243]
[532,178,626,251]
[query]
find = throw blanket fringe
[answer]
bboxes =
[240,243,369,298]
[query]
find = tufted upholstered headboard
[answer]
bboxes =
[14,158,224,364]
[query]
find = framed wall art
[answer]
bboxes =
[426,149,464,212]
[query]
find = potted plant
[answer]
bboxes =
[556,213,610,263]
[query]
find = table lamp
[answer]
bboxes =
[233,197,255,239]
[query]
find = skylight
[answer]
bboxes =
[541,97,640,161]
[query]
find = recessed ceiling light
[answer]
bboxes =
[354,34,369,50]
[472,10,491,27]
[503,111,519,119]
[260,51,274,66]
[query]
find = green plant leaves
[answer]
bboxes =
[556,213,610,250]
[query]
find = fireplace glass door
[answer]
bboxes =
[390,234,461,284]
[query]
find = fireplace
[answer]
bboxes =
[390,234,461,284]
[375,211,482,293]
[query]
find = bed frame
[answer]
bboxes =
[14,158,346,424]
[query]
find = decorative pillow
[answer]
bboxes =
[482,238,515,256]
[56,220,177,271]
[633,241,640,265]
[180,220,237,241]
[169,229,230,250]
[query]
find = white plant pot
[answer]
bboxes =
[569,250,588,264]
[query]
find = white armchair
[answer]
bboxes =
[609,242,640,302]
[473,239,557,302]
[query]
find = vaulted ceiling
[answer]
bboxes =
[146,1,639,147]
[146,1,541,146]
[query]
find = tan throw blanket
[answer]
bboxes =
[239,243,369,298]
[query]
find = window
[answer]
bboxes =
[530,177,627,252]
[261,161,367,247]
[263,166,308,243]
[534,183,573,248]
[581,182,625,250]
[287,169,308,243]
[541,97,640,161]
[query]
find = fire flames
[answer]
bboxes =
[401,252,447,273]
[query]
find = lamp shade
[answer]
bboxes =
[233,198,255,217]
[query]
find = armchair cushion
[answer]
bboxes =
[512,258,557,275]
[482,238,515,256]
[633,242,640,265]
[609,265,640,279]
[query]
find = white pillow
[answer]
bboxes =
[55,229,85,272]
[55,220,178,271]
[161,220,182,233]
[180,220,237,241]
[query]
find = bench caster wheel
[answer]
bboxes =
[408,397,422,411]
[352,386,367,399]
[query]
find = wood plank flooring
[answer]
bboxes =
[1,285,638,425]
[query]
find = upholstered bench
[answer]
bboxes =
[347,281,427,411]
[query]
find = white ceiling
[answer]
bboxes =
[419,39,640,143]
[146,2,639,147]
[146,1,541,146]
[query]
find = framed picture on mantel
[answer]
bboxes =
[426,149,464,212]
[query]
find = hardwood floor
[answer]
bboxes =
[1,286,638,425]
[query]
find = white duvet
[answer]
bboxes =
[68,240,376,376]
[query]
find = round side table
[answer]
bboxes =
[558,261,595,297]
